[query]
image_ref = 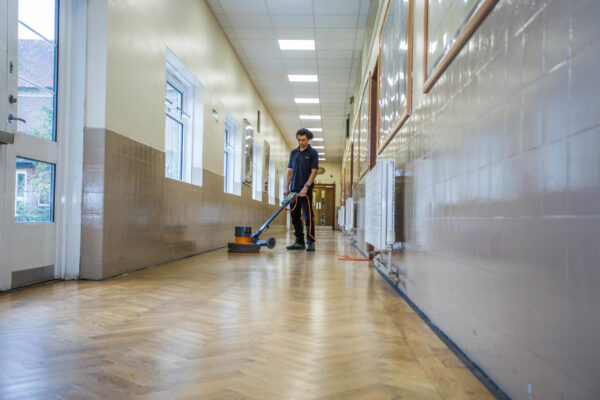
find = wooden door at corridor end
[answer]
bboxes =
[312,184,335,229]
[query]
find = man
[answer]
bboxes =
[284,128,319,252]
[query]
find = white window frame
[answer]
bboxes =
[268,159,275,205]
[224,113,242,195]
[15,170,27,204]
[165,70,192,182]
[278,167,284,201]
[252,140,263,201]
[224,119,233,193]
[165,49,204,186]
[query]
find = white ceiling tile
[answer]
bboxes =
[245,49,283,60]
[315,15,358,28]
[360,0,371,15]
[226,14,272,28]
[214,0,366,149]
[219,0,269,15]
[238,39,279,51]
[275,28,315,40]
[291,83,319,93]
[317,49,354,60]
[316,40,356,50]
[283,57,317,68]
[246,58,285,70]
[320,75,351,84]
[316,28,356,40]
[314,0,360,16]
[358,13,368,28]
[270,15,314,28]
[318,66,351,76]
[319,94,347,102]
[234,28,277,40]
[253,72,288,82]
[317,57,354,67]
[266,0,313,14]
[285,68,319,76]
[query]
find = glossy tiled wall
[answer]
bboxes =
[354,0,600,399]
[81,129,285,280]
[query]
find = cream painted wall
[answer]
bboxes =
[314,162,342,208]
[104,0,290,176]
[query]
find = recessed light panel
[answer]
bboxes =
[299,115,321,120]
[288,75,318,82]
[278,40,315,50]
[295,98,320,104]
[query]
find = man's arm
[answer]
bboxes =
[299,168,318,197]
[284,168,293,196]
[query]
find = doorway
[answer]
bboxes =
[312,184,335,229]
[0,0,82,290]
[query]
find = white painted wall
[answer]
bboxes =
[103,0,290,175]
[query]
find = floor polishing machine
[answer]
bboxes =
[227,192,298,253]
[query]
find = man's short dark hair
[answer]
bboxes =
[296,128,313,140]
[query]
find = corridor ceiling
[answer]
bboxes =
[207,0,371,161]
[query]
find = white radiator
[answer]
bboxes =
[345,197,354,231]
[365,159,395,249]
[337,206,345,229]
[356,197,365,231]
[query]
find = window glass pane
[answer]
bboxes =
[165,116,183,180]
[166,82,182,110]
[18,0,56,42]
[18,26,56,89]
[15,157,55,222]
[17,78,54,140]
[224,152,229,191]
[18,0,57,141]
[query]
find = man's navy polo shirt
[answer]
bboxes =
[288,145,319,191]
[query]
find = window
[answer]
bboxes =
[224,120,234,192]
[164,49,204,185]
[17,0,59,141]
[165,80,185,180]
[279,167,285,201]
[252,140,263,201]
[14,158,55,222]
[268,160,275,205]
[16,171,27,206]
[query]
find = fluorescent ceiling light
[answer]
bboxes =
[295,98,319,104]
[311,138,323,142]
[278,40,315,50]
[288,75,318,82]
[319,158,326,161]
[312,146,324,149]
[299,115,321,120]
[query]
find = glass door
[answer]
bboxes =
[0,0,60,290]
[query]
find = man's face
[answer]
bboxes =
[297,134,309,148]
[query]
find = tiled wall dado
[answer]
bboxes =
[353,1,600,399]
[81,129,285,280]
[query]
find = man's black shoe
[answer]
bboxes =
[286,242,305,250]
[306,242,315,252]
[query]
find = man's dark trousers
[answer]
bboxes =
[290,191,315,244]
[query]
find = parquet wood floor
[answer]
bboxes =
[0,230,495,399]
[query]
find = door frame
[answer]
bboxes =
[313,183,336,230]
[0,0,86,290]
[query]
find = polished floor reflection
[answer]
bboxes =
[0,230,494,399]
